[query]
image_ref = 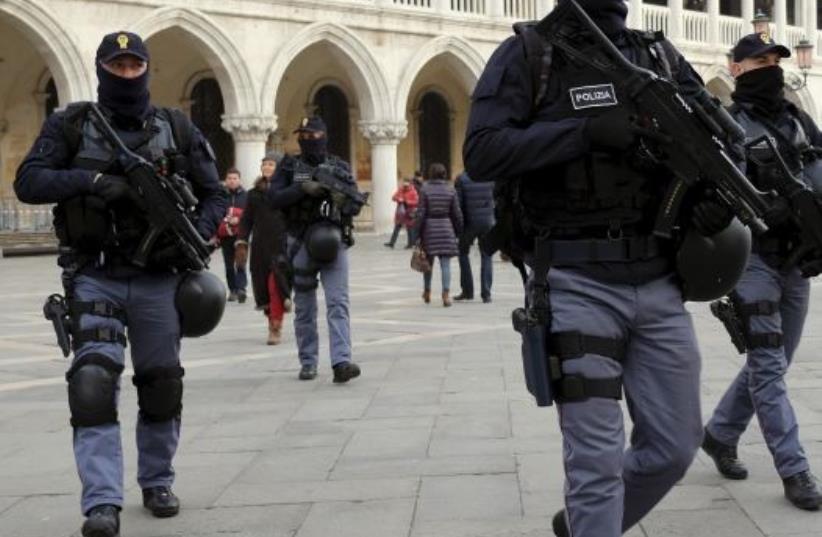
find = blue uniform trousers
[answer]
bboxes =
[72,269,181,515]
[289,237,352,367]
[706,254,810,478]
[458,227,493,299]
[546,268,702,537]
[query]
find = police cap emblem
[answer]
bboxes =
[117,34,129,50]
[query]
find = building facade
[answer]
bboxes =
[1,0,820,233]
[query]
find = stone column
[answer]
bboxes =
[629,0,644,30]
[489,0,505,19]
[774,0,787,42]
[359,121,408,234]
[222,115,276,188]
[742,0,755,31]
[669,0,683,41]
[707,0,720,47]
[804,0,817,48]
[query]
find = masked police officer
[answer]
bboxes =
[268,117,362,383]
[14,32,225,537]
[702,33,822,511]
[464,1,746,535]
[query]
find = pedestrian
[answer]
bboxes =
[268,117,365,383]
[217,168,248,303]
[464,1,749,536]
[235,152,289,345]
[702,32,822,511]
[384,175,419,249]
[454,171,495,303]
[416,163,463,307]
[14,31,226,537]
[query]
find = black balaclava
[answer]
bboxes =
[299,136,328,166]
[732,65,787,120]
[568,0,628,38]
[96,62,151,124]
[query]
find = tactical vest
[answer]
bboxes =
[55,104,186,260]
[733,107,822,192]
[285,155,348,235]
[732,106,819,260]
[515,31,671,240]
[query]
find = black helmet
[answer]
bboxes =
[306,222,342,264]
[175,271,226,337]
[677,218,752,302]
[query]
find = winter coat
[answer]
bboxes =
[455,172,495,233]
[392,184,419,227]
[416,179,463,257]
[216,186,248,240]
[238,176,286,309]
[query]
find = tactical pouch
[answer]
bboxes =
[61,195,110,253]
[305,222,342,264]
[513,308,557,407]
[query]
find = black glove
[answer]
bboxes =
[763,197,792,227]
[799,252,822,278]
[586,109,637,152]
[300,181,329,197]
[91,174,132,203]
[691,199,734,236]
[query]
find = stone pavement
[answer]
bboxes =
[0,235,820,537]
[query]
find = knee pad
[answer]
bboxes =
[66,354,123,428]
[132,366,185,422]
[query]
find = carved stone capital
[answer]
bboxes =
[222,115,276,142]
[359,120,408,144]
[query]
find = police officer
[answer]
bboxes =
[14,32,225,537]
[268,117,362,383]
[464,1,740,535]
[702,33,822,511]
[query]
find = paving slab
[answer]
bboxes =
[0,237,820,537]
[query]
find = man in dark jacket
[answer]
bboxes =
[454,171,495,302]
[267,117,362,382]
[701,33,822,511]
[14,32,225,537]
[218,168,248,302]
[463,1,744,535]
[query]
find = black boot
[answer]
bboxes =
[142,486,180,518]
[701,429,748,480]
[299,364,318,380]
[551,509,568,537]
[82,504,120,537]
[333,361,361,383]
[453,292,473,301]
[783,470,822,511]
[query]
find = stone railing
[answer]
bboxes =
[643,4,670,36]
[784,25,805,50]
[504,0,538,20]
[681,9,709,44]
[718,15,745,48]
[0,198,53,232]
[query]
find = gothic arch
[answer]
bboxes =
[261,22,391,121]
[0,0,93,103]
[131,6,257,117]
[395,35,485,119]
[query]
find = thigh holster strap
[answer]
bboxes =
[71,300,127,322]
[557,375,623,402]
[73,327,128,349]
[734,299,779,317]
[747,332,784,349]
[549,331,627,363]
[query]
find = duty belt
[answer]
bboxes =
[546,236,662,264]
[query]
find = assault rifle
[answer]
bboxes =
[747,135,822,272]
[535,0,775,238]
[88,104,211,271]
[310,163,370,217]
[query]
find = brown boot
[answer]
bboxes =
[422,290,431,304]
[442,291,452,307]
[267,318,282,345]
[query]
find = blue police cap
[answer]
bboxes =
[96,31,150,64]
[732,32,791,63]
[294,116,327,134]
